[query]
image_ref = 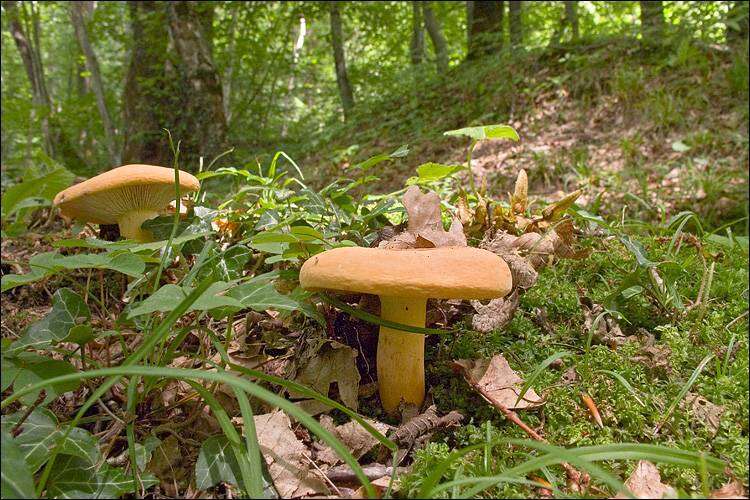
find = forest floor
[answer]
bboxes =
[2,38,749,498]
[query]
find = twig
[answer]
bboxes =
[326,464,407,483]
[11,390,47,437]
[303,452,341,496]
[454,363,590,491]
[390,405,464,448]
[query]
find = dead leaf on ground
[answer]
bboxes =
[579,294,631,348]
[453,355,543,410]
[681,392,725,436]
[471,289,520,333]
[244,410,329,498]
[613,460,676,499]
[479,231,538,289]
[710,480,748,499]
[379,186,467,249]
[290,341,361,413]
[315,415,392,467]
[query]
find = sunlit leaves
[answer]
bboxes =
[444,124,520,141]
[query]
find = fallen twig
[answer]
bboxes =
[390,404,464,448]
[453,361,590,492]
[326,463,407,484]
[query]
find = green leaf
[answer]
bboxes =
[353,144,409,171]
[10,288,90,353]
[1,252,146,292]
[1,167,74,219]
[414,163,464,182]
[619,236,658,268]
[227,282,300,312]
[46,455,158,499]
[12,358,79,405]
[127,282,244,318]
[443,124,520,141]
[195,435,244,491]
[671,140,691,152]
[1,430,37,499]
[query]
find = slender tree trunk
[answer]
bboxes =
[467,0,504,60]
[509,0,522,48]
[564,1,579,41]
[329,2,354,120]
[282,14,306,138]
[423,2,448,73]
[167,1,226,161]
[4,0,86,171]
[410,1,424,66]
[640,1,665,44]
[122,1,173,165]
[223,2,239,126]
[70,1,120,164]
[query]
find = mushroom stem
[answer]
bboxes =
[117,209,160,242]
[377,295,427,413]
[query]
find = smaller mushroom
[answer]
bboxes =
[300,246,512,414]
[53,164,200,242]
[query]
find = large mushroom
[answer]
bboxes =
[300,246,512,413]
[53,164,200,242]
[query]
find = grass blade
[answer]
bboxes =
[655,353,714,433]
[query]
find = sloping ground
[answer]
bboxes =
[304,37,749,230]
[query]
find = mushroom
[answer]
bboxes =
[300,246,512,413]
[53,164,200,242]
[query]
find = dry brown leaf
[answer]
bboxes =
[681,393,725,436]
[290,341,361,412]
[471,289,520,333]
[511,169,529,214]
[379,186,467,249]
[613,460,676,499]
[579,295,631,348]
[710,480,748,499]
[251,410,330,498]
[453,355,543,410]
[315,415,391,466]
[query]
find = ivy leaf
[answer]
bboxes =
[12,358,79,405]
[194,435,243,490]
[46,455,158,499]
[1,430,37,499]
[127,282,244,318]
[443,124,520,141]
[227,282,300,312]
[10,288,90,353]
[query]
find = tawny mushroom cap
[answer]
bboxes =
[300,246,512,413]
[53,164,200,242]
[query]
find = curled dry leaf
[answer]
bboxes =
[471,289,520,333]
[315,415,391,467]
[681,392,725,437]
[247,410,330,498]
[579,294,631,348]
[379,186,467,249]
[511,169,529,214]
[613,460,676,499]
[453,355,543,410]
[290,341,361,413]
[710,480,748,499]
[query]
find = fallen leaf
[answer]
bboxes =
[290,341,361,412]
[471,289,520,333]
[453,355,543,410]
[250,411,329,498]
[379,186,467,249]
[614,460,676,499]
[681,393,725,436]
[579,295,630,348]
[315,415,391,466]
[710,480,748,499]
[510,169,529,214]
[479,231,538,289]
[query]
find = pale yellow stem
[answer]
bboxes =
[377,295,427,414]
[117,209,160,242]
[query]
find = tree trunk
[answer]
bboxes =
[640,1,664,44]
[508,0,522,48]
[726,0,749,46]
[329,2,354,120]
[565,1,579,41]
[4,0,86,171]
[70,1,120,165]
[467,0,504,60]
[223,2,239,126]
[167,1,226,162]
[423,2,448,73]
[122,1,174,166]
[282,14,307,138]
[410,1,424,66]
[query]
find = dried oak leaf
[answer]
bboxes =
[681,393,725,436]
[379,186,467,249]
[250,411,329,498]
[479,231,538,289]
[579,294,631,348]
[290,341,361,413]
[471,289,520,333]
[613,460,676,499]
[315,415,392,467]
[710,480,748,499]
[453,355,543,410]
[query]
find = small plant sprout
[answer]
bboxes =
[300,246,512,414]
[53,164,200,242]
